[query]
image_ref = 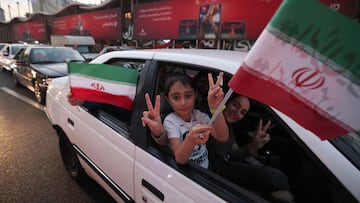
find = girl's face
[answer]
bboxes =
[166,81,197,122]
[223,96,250,123]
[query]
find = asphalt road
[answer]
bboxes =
[0,70,115,203]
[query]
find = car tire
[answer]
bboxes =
[34,81,46,105]
[59,133,87,182]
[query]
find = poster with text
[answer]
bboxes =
[221,21,246,40]
[51,8,122,40]
[13,21,47,43]
[133,0,357,40]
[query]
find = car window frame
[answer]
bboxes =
[132,59,269,202]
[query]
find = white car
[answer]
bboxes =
[0,43,27,71]
[45,49,360,203]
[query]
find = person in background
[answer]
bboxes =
[207,93,294,203]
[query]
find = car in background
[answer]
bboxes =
[12,46,85,104]
[0,43,27,71]
[92,45,139,60]
[45,49,359,203]
[0,43,7,50]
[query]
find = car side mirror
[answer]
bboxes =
[3,51,9,56]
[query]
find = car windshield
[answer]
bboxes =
[0,44,6,50]
[31,47,85,63]
[330,132,360,170]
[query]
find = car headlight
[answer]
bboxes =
[45,78,53,85]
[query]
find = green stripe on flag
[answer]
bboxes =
[269,0,360,83]
[68,62,138,84]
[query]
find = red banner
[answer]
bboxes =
[13,21,47,43]
[134,0,358,40]
[51,8,122,40]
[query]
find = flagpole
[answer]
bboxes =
[208,89,233,125]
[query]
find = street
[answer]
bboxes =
[0,70,115,202]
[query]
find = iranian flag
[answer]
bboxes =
[228,0,360,140]
[68,62,138,110]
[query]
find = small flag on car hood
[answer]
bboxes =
[68,62,138,110]
[228,0,360,140]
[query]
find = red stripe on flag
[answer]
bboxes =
[71,88,133,111]
[229,66,349,140]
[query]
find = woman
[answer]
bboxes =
[207,94,294,203]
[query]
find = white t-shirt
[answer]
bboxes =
[164,109,210,169]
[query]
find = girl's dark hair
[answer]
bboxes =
[164,72,197,96]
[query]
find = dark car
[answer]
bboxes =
[12,46,85,104]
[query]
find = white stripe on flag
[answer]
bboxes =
[69,75,136,99]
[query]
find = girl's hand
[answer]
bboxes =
[67,92,84,106]
[141,93,164,138]
[207,72,224,110]
[187,124,211,145]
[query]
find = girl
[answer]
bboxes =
[163,72,228,169]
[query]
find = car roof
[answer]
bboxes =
[92,49,247,75]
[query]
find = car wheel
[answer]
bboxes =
[34,81,46,105]
[59,133,87,182]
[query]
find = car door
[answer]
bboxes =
[65,58,152,202]
[14,48,33,88]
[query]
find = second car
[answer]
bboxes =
[12,45,85,104]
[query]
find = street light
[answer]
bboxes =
[17,1,20,16]
[8,5,11,20]
[28,0,31,14]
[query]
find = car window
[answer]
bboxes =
[0,44,6,50]
[11,45,25,55]
[79,58,146,137]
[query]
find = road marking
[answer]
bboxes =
[0,87,44,111]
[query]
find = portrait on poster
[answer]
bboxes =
[221,21,246,40]
[198,4,222,39]
[178,19,198,40]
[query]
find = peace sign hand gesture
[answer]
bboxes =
[141,93,165,138]
[207,72,224,110]
[252,119,271,150]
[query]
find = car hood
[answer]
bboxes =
[31,63,68,78]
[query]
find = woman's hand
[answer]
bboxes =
[249,119,271,152]
[207,72,224,110]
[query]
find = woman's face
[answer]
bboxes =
[223,96,250,123]
[166,81,196,122]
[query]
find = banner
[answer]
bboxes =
[68,63,138,110]
[51,8,122,40]
[228,0,360,140]
[133,0,357,41]
[13,21,47,43]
